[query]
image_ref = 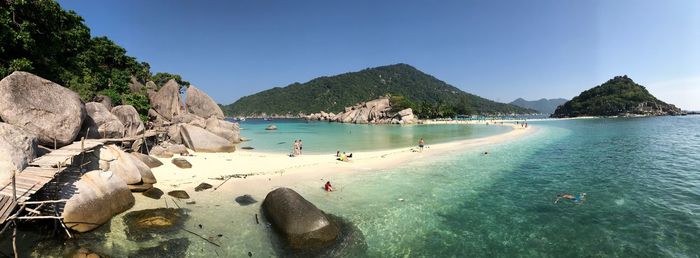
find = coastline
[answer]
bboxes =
[145,123,535,200]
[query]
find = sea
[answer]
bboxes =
[2,116,699,257]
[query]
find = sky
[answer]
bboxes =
[58,0,700,110]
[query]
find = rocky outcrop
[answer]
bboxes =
[82,102,125,139]
[306,97,417,124]
[179,124,235,152]
[99,145,143,185]
[262,187,340,250]
[205,117,240,143]
[62,170,135,232]
[93,94,113,110]
[171,113,206,128]
[0,123,38,181]
[185,85,225,119]
[149,79,182,121]
[129,76,145,93]
[0,71,86,147]
[111,105,145,137]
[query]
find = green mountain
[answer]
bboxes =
[224,64,533,117]
[552,75,681,118]
[510,98,568,114]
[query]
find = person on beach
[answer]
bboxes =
[324,181,334,192]
[554,193,586,204]
[291,140,301,157]
[299,139,303,155]
[337,152,350,162]
[418,138,425,152]
[336,150,340,157]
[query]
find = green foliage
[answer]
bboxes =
[0,0,185,119]
[552,76,678,117]
[152,72,190,88]
[224,64,533,117]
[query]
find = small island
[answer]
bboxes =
[551,75,683,118]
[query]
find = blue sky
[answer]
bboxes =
[58,0,700,110]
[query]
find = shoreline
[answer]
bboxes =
[146,123,535,199]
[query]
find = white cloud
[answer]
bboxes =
[646,76,700,111]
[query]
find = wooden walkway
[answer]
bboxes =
[0,130,160,224]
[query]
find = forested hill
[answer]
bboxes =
[510,98,568,114]
[224,64,533,117]
[551,76,682,117]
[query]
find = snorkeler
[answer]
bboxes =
[554,193,586,204]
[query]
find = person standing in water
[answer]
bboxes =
[299,139,303,155]
[418,138,425,152]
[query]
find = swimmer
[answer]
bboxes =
[324,181,334,192]
[555,193,586,204]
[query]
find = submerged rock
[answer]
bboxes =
[0,71,86,147]
[262,187,340,250]
[123,208,187,241]
[171,158,192,169]
[168,190,190,199]
[194,183,212,192]
[234,194,257,206]
[143,187,164,200]
[265,125,278,130]
[128,182,153,192]
[241,146,254,150]
[131,238,190,258]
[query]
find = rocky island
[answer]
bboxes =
[551,75,682,118]
[305,97,418,124]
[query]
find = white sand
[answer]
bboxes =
[147,123,534,199]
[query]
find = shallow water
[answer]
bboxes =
[236,119,511,153]
[3,116,700,257]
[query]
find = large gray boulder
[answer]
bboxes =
[353,107,371,124]
[93,94,113,110]
[99,145,143,185]
[0,71,86,147]
[185,85,225,119]
[171,113,206,128]
[149,79,182,121]
[0,123,38,181]
[62,170,135,232]
[262,187,340,250]
[129,76,145,93]
[82,102,125,139]
[179,124,235,152]
[130,152,163,168]
[205,117,240,143]
[111,105,145,137]
[167,123,184,144]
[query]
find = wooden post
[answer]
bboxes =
[12,222,18,258]
[54,138,57,150]
[12,170,16,201]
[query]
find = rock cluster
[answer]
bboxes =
[306,97,418,124]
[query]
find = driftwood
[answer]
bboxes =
[180,226,221,247]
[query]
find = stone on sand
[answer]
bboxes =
[171,158,192,168]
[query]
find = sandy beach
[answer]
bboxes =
[145,123,535,200]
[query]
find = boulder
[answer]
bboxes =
[62,170,135,232]
[82,102,125,139]
[168,190,190,199]
[265,124,278,130]
[341,109,358,123]
[0,71,86,147]
[128,183,153,192]
[129,76,145,93]
[167,124,183,144]
[145,81,157,90]
[235,194,257,206]
[111,105,145,137]
[185,85,225,119]
[148,109,168,126]
[262,187,340,250]
[130,152,163,168]
[99,145,142,185]
[205,117,240,143]
[150,146,174,158]
[149,79,182,121]
[353,107,370,124]
[397,108,413,117]
[162,142,188,154]
[0,123,38,181]
[171,158,192,168]
[142,187,164,200]
[194,183,212,192]
[365,98,390,111]
[179,124,235,152]
[131,155,157,184]
[171,113,207,128]
[93,94,113,110]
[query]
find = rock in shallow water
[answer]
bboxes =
[168,190,190,199]
[171,158,192,168]
[131,238,190,258]
[123,208,187,241]
[194,183,212,192]
[235,194,257,206]
[143,187,164,199]
[262,187,340,250]
[265,124,278,130]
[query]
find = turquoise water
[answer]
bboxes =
[236,119,511,153]
[4,116,700,257]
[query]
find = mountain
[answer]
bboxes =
[224,64,533,117]
[510,98,568,114]
[551,75,682,118]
